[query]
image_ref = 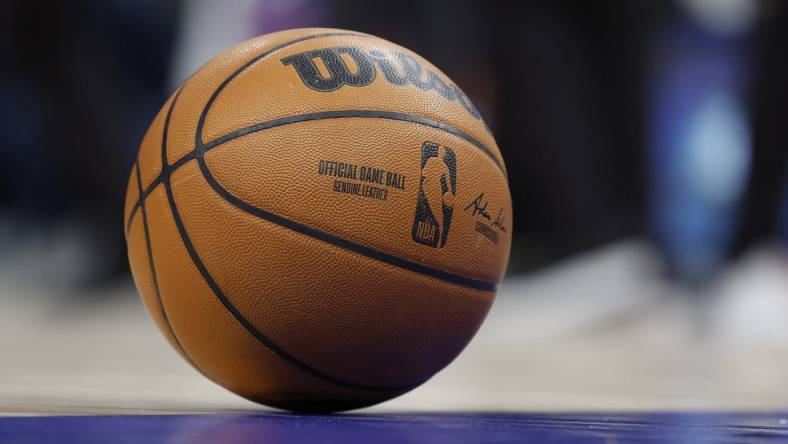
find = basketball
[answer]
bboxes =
[124,28,511,412]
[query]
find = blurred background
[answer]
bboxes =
[0,0,787,413]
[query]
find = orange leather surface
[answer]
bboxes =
[142,182,398,411]
[125,27,511,412]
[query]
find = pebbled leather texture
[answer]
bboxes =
[125,28,511,412]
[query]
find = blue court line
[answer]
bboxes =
[1,412,788,444]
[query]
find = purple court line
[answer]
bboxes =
[1,412,788,444]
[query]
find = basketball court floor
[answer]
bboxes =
[2,240,788,442]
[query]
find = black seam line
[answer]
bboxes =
[125,163,139,242]
[126,178,157,235]
[197,156,497,292]
[125,85,187,237]
[163,167,417,393]
[162,86,187,170]
[160,70,418,393]
[200,110,506,175]
[134,162,197,369]
[125,151,198,236]
[195,30,362,150]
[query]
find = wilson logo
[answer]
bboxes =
[281,46,481,119]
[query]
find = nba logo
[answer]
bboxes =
[411,142,457,248]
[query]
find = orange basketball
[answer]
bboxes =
[124,28,511,412]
